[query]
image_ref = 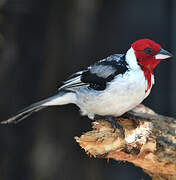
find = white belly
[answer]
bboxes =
[75,70,153,119]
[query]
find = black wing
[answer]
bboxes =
[59,54,128,91]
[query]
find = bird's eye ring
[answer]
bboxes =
[144,48,153,55]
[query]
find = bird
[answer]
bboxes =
[1,38,173,137]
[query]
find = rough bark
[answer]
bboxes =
[75,105,176,180]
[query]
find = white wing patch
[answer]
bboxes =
[90,64,116,78]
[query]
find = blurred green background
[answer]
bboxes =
[0,0,175,180]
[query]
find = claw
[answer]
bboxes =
[94,115,125,138]
[106,116,125,138]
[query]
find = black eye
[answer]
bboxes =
[144,48,153,55]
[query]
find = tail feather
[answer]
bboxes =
[1,92,74,124]
[1,106,46,124]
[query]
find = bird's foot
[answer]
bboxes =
[122,112,140,126]
[106,116,125,137]
[94,115,125,138]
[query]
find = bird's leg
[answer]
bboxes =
[106,116,125,137]
[94,115,125,137]
[94,114,105,120]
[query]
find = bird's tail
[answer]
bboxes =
[1,91,74,124]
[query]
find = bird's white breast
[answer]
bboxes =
[75,68,151,119]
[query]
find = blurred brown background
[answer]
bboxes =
[0,0,175,180]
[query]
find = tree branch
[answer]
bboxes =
[75,104,176,180]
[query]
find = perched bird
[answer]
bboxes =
[1,39,173,136]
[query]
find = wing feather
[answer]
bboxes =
[59,54,127,91]
[59,71,88,91]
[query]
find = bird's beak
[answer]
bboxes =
[155,48,173,60]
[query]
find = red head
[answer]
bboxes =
[132,39,172,72]
[131,39,173,92]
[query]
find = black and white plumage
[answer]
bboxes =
[60,54,128,91]
[1,49,147,123]
[2,39,173,135]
